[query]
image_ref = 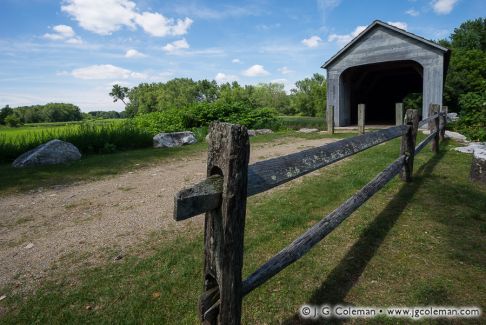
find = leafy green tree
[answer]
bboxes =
[450,18,486,51]
[0,105,13,124]
[110,84,129,106]
[4,114,22,127]
[290,73,326,116]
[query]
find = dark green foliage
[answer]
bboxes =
[289,73,326,117]
[441,17,486,141]
[0,105,13,124]
[4,114,23,127]
[121,75,325,118]
[131,103,280,135]
[403,93,423,110]
[454,90,486,141]
[10,103,83,124]
[87,111,122,119]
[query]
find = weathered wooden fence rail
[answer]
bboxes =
[173,106,447,324]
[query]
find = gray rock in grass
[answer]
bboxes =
[12,139,81,168]
[153,131,197,148]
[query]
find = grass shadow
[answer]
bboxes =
[282,149,446,324]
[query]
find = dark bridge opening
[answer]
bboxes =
[340,60,423,125]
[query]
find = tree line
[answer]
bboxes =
[109,74,326,118]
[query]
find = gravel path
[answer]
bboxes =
[0,136,335,293]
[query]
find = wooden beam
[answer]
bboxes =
[414,131,436,155]
[241,155,406,296]
[174,125,408,221]
[358,103,365,134]
[418,113,440,129]
[200,122,249,325]
[174,175,223,221]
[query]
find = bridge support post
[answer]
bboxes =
[395,103,403,126]
[327,105,334,135]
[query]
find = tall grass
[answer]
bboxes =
[0,123,152,162]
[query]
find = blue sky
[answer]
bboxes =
[0,0,484,112]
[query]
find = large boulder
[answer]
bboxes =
[153,131,197,148]
[12,139,81,168]
[454,142,486,154]
[471,148,486,183]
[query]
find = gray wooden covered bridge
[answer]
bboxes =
[323,20,450,126]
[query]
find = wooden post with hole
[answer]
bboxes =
[358,104,365,134]
[395,103,404,126]
[327,105,334,135]
[400,109,419,182]
[429,104,440,153]
[440,105,448,141]
[199,122,249,325]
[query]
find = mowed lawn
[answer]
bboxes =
[0,137,485,324]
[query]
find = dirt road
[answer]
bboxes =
[0,136,335,293]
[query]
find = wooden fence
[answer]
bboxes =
[173,105,447,324]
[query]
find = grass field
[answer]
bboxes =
[1,136,484,324]
[278,116,326,130]
[0,130,341,195]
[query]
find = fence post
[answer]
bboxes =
[400,109,419,182]
[199,122,250,325]
[429,104,440,153]
[439,105,448,141]
[358,104,365,134]
[395,103,404,126]
[327,105,334,135]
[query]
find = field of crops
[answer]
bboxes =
[0,120,152,162]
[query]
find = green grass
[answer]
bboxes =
[279,115,327,130]
[0,137,484,323]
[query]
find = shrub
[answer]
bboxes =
[455,91,486,141]
[4,115,23,127]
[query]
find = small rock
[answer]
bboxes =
[255,129,273,135]
[247,129,256,137]
[25,243,34,249]
[0,295,6,301]
[152,292,161,299]
[298,128,319,133]
[153,131,197,148]
[445,131,467,142]
[114,254,124,261]
[447,112,459,123]
[85,305,92,310]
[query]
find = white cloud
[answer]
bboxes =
[71,64,147,80]
[242,64,270,77]
[135,12,192,37]
[125,48,145,58]
[277,66,292,75]
[328,25,366,46]
[214,72,238,83]
[61,0,192,36]
[232,58,241,64]
[387,21,408,30]
[317,0,341,11]
[162,38,190,53]
[302,35,323,48]
[405,8,420,16]
[43,24,82,44]
[432,0,458,15]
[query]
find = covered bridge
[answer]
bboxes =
[322,20,450,126]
